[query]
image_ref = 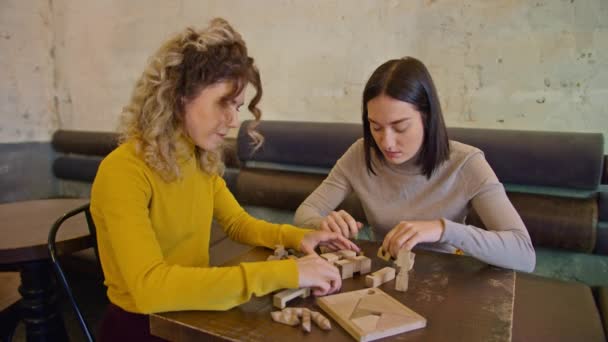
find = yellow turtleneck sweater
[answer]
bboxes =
[90,140,309,313]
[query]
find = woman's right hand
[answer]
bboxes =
[320,210,363,239]
[296,254,342,296]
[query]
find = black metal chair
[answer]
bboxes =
[48,203,99,342]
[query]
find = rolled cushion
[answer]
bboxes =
[52,130,119,156]
[234,168,366,223]
[467,192,597,253]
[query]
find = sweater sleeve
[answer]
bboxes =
[293,145,356,229]
[91,154,304,314]
[439,152,536,272]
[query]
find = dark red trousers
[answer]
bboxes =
[99,303,167,342]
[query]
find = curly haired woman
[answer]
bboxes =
[91,18,357,341]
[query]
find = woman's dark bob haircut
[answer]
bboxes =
[362,56,450,179]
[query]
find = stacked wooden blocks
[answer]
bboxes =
[320,250,372,280]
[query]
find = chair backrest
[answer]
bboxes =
[48,202,98,342]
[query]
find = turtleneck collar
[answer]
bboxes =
[372,148,422,175]
[175,133,197,163]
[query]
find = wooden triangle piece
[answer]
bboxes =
[351,314,380,334]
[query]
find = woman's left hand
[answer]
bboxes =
[300,230,361,255]
[382,220,445,257]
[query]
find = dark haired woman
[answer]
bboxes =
[294,57,535,272]
[91,18,357,341]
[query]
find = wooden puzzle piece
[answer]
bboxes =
[351,314,380,334]
[273,288,311,309]
[335,255,372,279]
[351,255,372,275]
[302,308,311,332]
[337,250,357,258]
[395,271,409,292]
[394,249,415,272]
[267,245,300,261]
[335,259,355,279]
[317,288,426,342]
[365,267,396,288]
[311,311,332,330]
[271,308,332,331]
[271,310,300,326]
[377,247,392,261]
[320,252,341,263]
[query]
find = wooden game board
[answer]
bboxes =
[317,288,426,341]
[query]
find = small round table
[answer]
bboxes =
[0,198,91,341]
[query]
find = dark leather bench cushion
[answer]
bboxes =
[54,156,103,182]
[468,192,597,253]
[52,130,119,156]
[237,120,360,169]
[234,168,366,224]
[513,273,605,341]
[595,222,608,255]
[238,120,604,190]
[449,128,604,190]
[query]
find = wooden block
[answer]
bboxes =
[365,267,396,288]
[273,288,311,309]
[302,307,311,332]
[394,249,415,272]
[311,311,332,330]
[320,252,341,263]
[317,288,426,341]
[335,259,355,279]
[274,245,288,259]
[271,310,300,326]
[377,247,392,261]
[337,250,357,258]
[319,246,331,254]
[395,270,409,292]
[356,256,372,275]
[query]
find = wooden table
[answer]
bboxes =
[0,198,91,341]
[150,241,515,341]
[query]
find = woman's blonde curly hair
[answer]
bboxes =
[119,18,263,182]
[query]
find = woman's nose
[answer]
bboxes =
[227,109,239,129]
[378,131,395,150]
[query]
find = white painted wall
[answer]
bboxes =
[1,0,607,147]
[0,0,56,142]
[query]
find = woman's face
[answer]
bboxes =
[367,94,425,165]
[183,81,245,151]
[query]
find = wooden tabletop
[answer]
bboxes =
[150,240,515,341]
[0,198,91,264]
